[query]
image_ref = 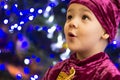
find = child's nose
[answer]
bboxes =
[69,19,79,28]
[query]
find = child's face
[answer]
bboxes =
[64,3,106,53]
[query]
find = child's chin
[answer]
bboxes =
[69,48,79,52]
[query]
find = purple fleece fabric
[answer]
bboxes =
[42,52,120,80]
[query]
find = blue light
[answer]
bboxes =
[50,54,55,58]
[43,12,49,18]
[0,64,5,71]
[4,4,8,9]
[30,77,35,80]
[21,41,28,48]
[45,6,51,12]
[38,9,43,14]
[31,54,36,58]
[3,19,9,24]
[17,26,22,31]
[24,67,30,74]
[37,27,43,32]
[60,48,70,60]
[16,73,22,80]
[19,12,23,16]
[0,1,5,6]
[20,21,24,25]
[0,29,6,38]
[50,0,55,1]
[23,17,29,23]
[61,0,70,4]
[21,10,29,15]
[14,4,18,7]
[9,29,14,33]
[35,26,43,31]
[24,58,30,65]
[11,4,18,13]
[6,10,11,16]
[115,63,119,68]
[49,2,56,7]
[42,26,48,32]
[6,41,14,50]
[47,15,54,23]
[30,8,35,13]
[17,33,23,41]
[36,57,41,63]
[14,24,18,28]
[28,15,34,21]
[10,25,14,30]
[49,0,58,6]
[113,40,117,45]
[34,74,39,79]
[61,8,66,13]
[35,26,40,30]
[52,61,57,65]
[56,25,62,31]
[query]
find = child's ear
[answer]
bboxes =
[102,33,109,39]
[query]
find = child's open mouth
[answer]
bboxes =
[68,32,76,37]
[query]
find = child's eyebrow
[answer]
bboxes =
[67,8,92,15]
[67,9,74,13]
[80,9,92,15]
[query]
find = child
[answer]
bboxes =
[42,0,120,80]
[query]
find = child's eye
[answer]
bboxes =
[82,15,89,20]
[67,15,72,20]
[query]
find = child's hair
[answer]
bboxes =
[69,0,120,43]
